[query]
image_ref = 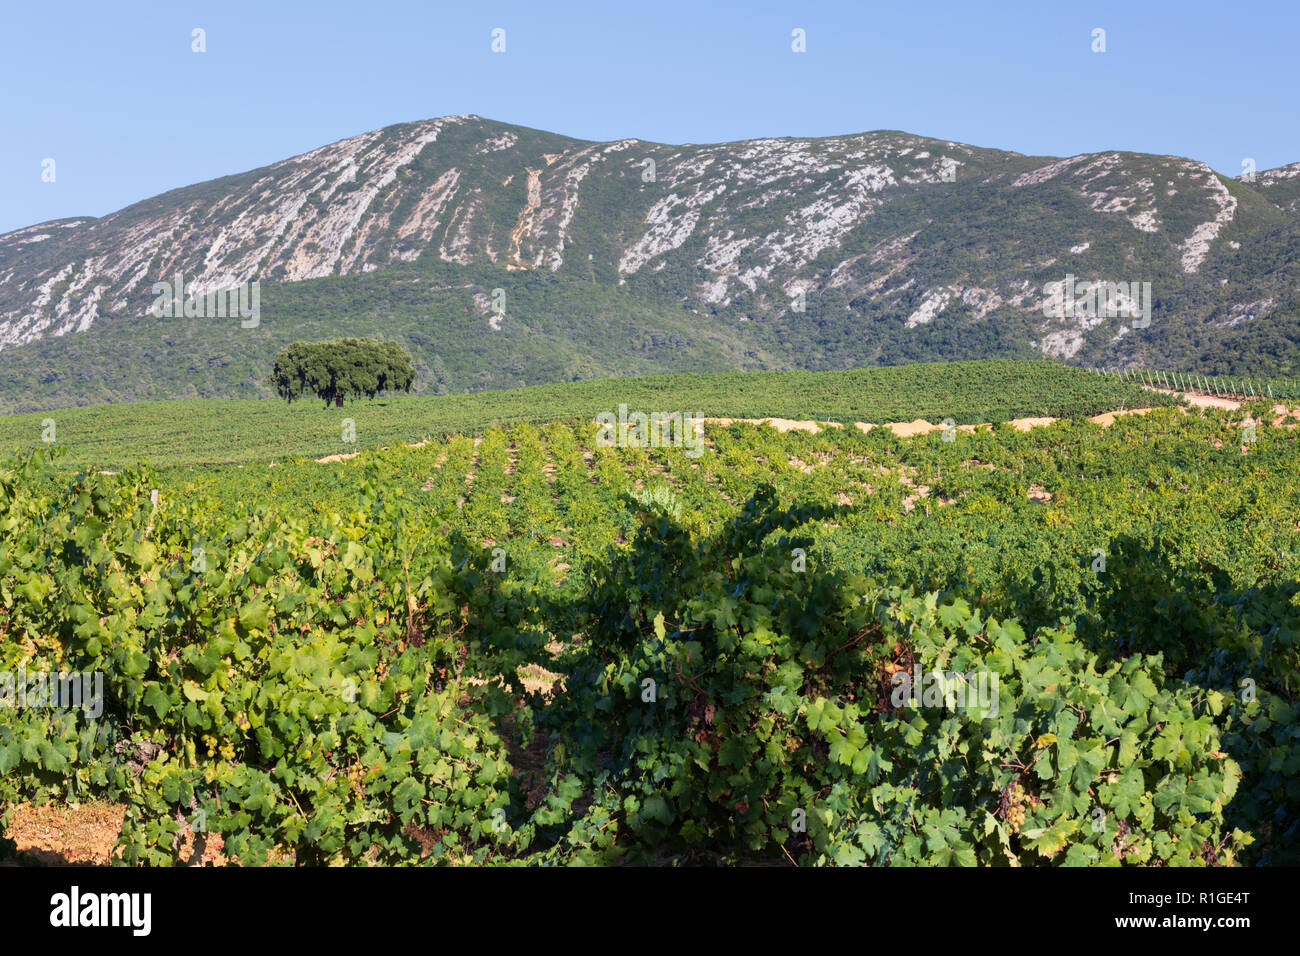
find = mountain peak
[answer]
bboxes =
[0,118,1296,405]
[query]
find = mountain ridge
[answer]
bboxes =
[1,114,1297,412]
[9,116,1295,239]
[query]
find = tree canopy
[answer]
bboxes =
[272,338,416,407]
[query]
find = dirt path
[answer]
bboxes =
[1142,386,1299,425]
[710,409,1161,438]
[701,416,839,434]
[707,393,1300,438]
[314,450,361,463]
[1143,386,1241,410]
[314,438,432,463]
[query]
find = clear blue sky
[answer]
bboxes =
[2,0,1296,235]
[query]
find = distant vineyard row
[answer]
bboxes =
[1091,366,1300,400]
[0,360,1173,469]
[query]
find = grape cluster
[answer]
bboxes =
[1000,779,1028,834]
[346,761,366,798]
[200,733,236,761]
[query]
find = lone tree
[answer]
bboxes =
[272,338,416,407]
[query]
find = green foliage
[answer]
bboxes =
[0,360,1171,469]
[272,338,415,407]
[1,387,1295,866]
[0,450,528,865]
[533,488,1251,865]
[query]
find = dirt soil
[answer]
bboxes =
[4,802,125,866]
[702,417,838,434]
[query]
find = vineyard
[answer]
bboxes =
[0,360,1170,469]
[1,363,1297,865]
[1091,367,1300,401]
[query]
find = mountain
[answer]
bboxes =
[1,114,1298,412]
